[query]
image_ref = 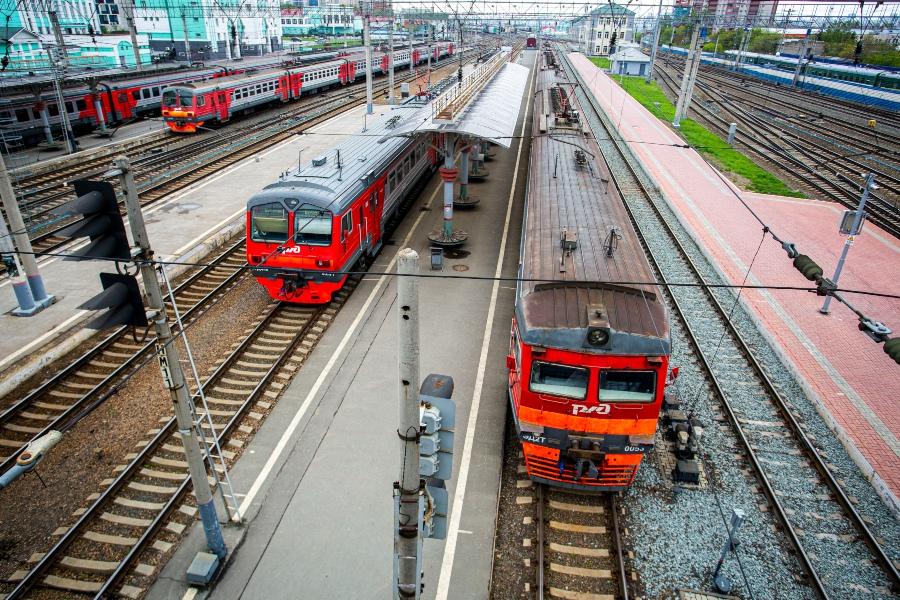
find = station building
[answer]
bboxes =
[0,29,151,73]
[569,3,635,57]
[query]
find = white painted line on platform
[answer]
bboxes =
[435,53,536,600]
[0,309,88,373]
[237,180,441,518]
[181,586,198,600]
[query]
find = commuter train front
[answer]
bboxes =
[245,106,435,303]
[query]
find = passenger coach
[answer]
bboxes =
[509,54,674,492]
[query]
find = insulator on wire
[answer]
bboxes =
[882,338,900,365]
[793,254,822,282]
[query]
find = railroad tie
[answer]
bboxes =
[549,520,606,534]
[59,555,120,574]
[549,500,605,514]
[548,587,614,600]
[548,563,612,579]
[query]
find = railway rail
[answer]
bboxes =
[565,50,900,599]
[534,485,629,600]
[0,50,474,278]
[0,238,248,476]
[655,58,900,238]
[3,280,356,599]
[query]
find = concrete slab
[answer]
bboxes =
[0,103,392,392]
[570,54,900,510]
[148,50,537,600]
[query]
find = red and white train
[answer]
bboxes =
[245,100,436,303]
[162,44,454,133]
[508,52,673,492]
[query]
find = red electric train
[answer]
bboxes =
[162,44,454,133]
[508,53,673,492]
[245,102,435,303]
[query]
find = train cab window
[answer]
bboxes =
[340,211,353,241]
[162,90,177,107]
[179,92,193,106]
[529,362,588,400]
[598,371,656,403]
[250,203,289,243]
[295,208,332,246]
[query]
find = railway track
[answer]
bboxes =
[654,59,900,238]
[534,484,629,600]
[3,280,356,599]
[0,238,248,476]
[566,51,900,599]
[1,51,474,276]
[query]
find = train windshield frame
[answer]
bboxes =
[598,370,656,403]
[295,208,333,246]
[250,203,289,244]
[529,361,589,400]
[162,90,178,107]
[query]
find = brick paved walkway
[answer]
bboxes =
[571,53,900,507]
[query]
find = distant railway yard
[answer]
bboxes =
[0,13,897,600]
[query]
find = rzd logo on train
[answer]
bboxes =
[571,404,611,415]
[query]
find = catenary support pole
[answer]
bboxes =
[91,92,108,133]
[48,11,67,62]
[0,208,37,315]
[0,153,52,307]
[364,13,373,114]
[792,29,811,87]
[645,0,664,83]
[409,22,414,74]
[821,174,874,314]
[181,11,191,61]
[682,26,704,118]
[121,0,142,70]
[673,24,699,128]
[388,18,395,105]
[38,104,54,145]
[115,156,227,559]
[395,247,421,599]
[48,50,76,154]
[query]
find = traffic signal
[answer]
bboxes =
[60,180,130,261]
[418,373,455,540]
[79,272,147,329]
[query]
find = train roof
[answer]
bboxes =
[246,100,427,215]
[515,65,669,356]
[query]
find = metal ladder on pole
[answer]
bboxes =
[159,265,241,522]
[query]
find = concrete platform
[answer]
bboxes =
[571,54,900,509]
[148,51,536,600]
[0,102,393,395]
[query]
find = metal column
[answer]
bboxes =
[38,104,54,145]
[428,134,467,247]
[388,19,395,105]
[115,156,227,559]
[92,93,108,133]
[645,0,664,83]
[792,29,811,87]
[821,174,874,314]
[181,11,191,61]
[395,248,421,599]
[121,0,143,70]
[673,25,700,128]
[364,14,373,115]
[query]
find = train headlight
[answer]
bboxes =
[586,327,609,347]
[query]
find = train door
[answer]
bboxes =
[368,186,383,249]
[216,92,229,121]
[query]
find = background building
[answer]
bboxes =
[570,3,635,56]
[1,0,98,35]
[676,0,778,27]
[0,29,151,73]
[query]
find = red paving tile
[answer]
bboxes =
[570,54,900,504]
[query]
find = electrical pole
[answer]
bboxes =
[792,28,811,87]
[733,26,749,70]
[121,0,143,70]
[0,207,38,316]
[409,20,414,74]
[394,247,421,599]
[364,11,373,114]
[0,154,53,311]
[47,48,76,154]
[47,10,68,63]
[682,25,704,122]
[673,23,700,128]
[388,17,395,105]
[645,0,664,83]
[181,11,191,61]
[114,156,227,560]
[821,174,874,315]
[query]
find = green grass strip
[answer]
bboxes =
[589,56,611,69]
[613,76,804,197]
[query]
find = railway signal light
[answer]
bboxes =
[60,180,130,261]
[418,374,455,540]
[79,272,147,330]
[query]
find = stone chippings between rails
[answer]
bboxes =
[565,61,900,597]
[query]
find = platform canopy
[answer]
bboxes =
[381,58,530,149]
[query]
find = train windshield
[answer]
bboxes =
[250,203,289,243]
[598,371,656,403]
[162,90,177,107]
[294,208,332,246]
[529,361,588,400]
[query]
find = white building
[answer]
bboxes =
[570,3,635,57]
[610,44,650,76]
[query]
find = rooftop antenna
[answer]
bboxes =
[337,149,343,181]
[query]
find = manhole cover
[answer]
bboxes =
[452,264,469,272]
[444,249,471,259]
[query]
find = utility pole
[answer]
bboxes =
[673,24,700,128]
[364,11,373,114]
[645,0,664,83]
[409,20,414,74]
[0,154,53,312]
[681,25,705,123]
[47,10,68,63]
[47,48,76,154]
[181,11,191,61]
[821,174,874,315]
[114,156,227,560]
[733,26,749,70]
[394,247,421,599]
[792,28,811,87]
[121,0,143,69]
[388,17,395,105]
[0,207,38,316]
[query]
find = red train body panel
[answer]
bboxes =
[509,51,673,492]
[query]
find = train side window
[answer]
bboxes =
[196,96,205,107]
[65,101,74,113]
[529,361,588,400]
[48,104,59,116]
[250,203,288,244]
[132,90,140,100]
[15,109,29,122]
[76,99,87,110]
[598,371,656,403]
[142,88,151,99]
[152,87,160,96]
[387,171,395,194]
